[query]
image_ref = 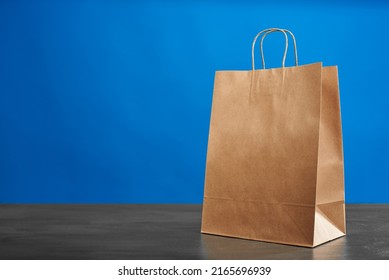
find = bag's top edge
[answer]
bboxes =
[215,62,338,73]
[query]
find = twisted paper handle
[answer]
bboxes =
[252,28,298,70]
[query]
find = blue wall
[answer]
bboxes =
[0,1,388,203]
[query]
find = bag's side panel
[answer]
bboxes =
[314,66,346,247]
[202,63,323,247]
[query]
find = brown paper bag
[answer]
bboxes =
[201,28,346,247]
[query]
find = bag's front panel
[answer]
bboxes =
[202,63,323,247]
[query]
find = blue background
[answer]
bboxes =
[0,1,388,203]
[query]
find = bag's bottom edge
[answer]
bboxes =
[200,230,346,248]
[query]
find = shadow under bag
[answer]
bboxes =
[201,28,346,247]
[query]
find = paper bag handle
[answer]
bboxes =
[260,29,299,69]
[252,28,288,70]
[252,28,298,70]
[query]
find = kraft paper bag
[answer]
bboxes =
[201,28,346,247]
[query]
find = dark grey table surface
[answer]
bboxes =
[0,204,388,260]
